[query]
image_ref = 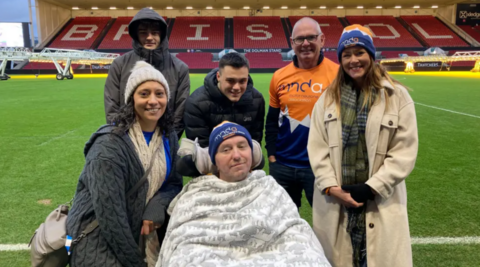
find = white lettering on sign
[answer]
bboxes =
[318,23,330,29]
[417,62,440,67]
[246,24,272,40]
[114,25,129,41]
[365,23,400,39]
[243,49,282,52]
[62,25,98,41]
[187,24,210,40]
[412,23,453,39]
[459,11,480,19]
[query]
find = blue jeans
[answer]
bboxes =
[268,161,314,208]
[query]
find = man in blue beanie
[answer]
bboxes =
[158,124,332,267]
[208,121,254,182]
[177,121,263,179]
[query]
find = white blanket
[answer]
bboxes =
[156,170,331,267]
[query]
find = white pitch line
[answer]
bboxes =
[415,102,480,119]
[0,244,29,251]
[37,129,76,146]
[411,236,480,245]
[2,237,480,251]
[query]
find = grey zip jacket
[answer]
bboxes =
[104,8,190,137]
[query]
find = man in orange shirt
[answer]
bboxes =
[266,17,338,208]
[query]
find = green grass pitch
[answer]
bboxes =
[0,73,479,266]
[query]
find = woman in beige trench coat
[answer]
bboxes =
[307,24,418,267]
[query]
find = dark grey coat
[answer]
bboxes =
[104,8,190,137]
[66,125,182,267]
[184,68,265,147]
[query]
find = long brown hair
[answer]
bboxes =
[326,55,404,112]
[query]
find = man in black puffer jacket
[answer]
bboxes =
[184,53,265,147]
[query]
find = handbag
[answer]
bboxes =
[29,155,157,267]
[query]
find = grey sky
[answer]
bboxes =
[0,0,37,37]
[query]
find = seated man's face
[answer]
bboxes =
[138,22,161,50]
[215,136,252,182]
[216,66,249,102]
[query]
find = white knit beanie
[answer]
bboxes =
[124,61,170,104]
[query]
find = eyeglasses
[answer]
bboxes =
[292,35,319,45]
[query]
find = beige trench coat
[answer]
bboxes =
[307,79,418,267]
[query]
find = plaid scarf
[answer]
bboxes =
[340,83,376,267]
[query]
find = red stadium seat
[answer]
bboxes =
[459,25,480,43]
[245,53,289,68]
[450,60,475,67]
[401,16,469,47]
[23,62,81,70]
[98,17,133,49]
[381,51,420,58]
[234,17,289,49]
[323,51,339,64]
[49,17,111,49]
[98,16,168,49]
[169,17,224,49]
[175,53,218,69]
[289,16,343,48]
[446,50,477,66]
[345,16,422,48]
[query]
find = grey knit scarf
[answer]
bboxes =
[340,83,376,267]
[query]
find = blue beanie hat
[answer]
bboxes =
[209,121,253,165]
[337,24,376,62]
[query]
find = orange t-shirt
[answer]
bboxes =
[268,57,339,168]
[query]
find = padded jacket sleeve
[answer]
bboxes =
[265,106,280,157]
[173,64,190,139]
[87,157,143,267]
[104,58,123,124]
[184,92,211,147]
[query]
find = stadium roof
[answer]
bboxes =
[43,0,473,10]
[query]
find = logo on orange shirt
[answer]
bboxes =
[278,79,325,94]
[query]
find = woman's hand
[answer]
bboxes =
[341,184,375,203]
[141,220,161,235]
[329,186,364,208]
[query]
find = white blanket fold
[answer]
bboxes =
[157,170,331,267]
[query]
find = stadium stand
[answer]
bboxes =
[401,16,469,47]
[459,25,480,43]
[245,53,289,69]
[345,16,422,48]
[323,51,339,64]
[175,53,218,69]
[49,17,111,49]
[169,17,225,49]
[98,16,169,49]
[23,62,81,69]
[381,51,420,58]
[234,17,289,49]
[445,50,477,66]
[448,60,475,67]
[288,16,344,48]
[98,17,133,49]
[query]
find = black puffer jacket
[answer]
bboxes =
[184,68,265,147]
[104,8,190,138]
[66,125,182,267]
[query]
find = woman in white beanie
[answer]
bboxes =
[67,61,182,267]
